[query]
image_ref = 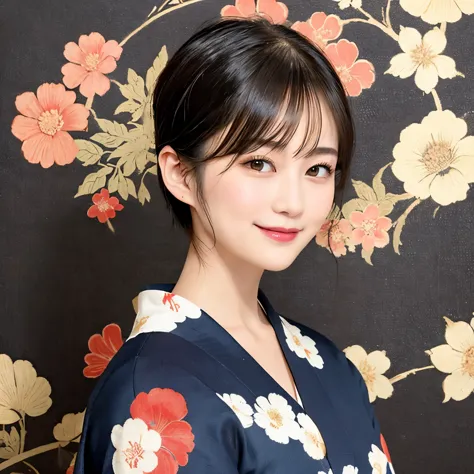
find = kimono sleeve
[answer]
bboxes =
[75,355,241,474]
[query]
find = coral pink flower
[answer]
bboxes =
[87,189,124,224]
[325,39,375,96]
[83,323,123,378]
[221,0,288,24]
[62,32,123,98]
[350,204,391,251]
[316,218,353,257]
[11,83,89,168]
[292,12,343,50]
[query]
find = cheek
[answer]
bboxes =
[212,177,264,215]
[308,184,335,225]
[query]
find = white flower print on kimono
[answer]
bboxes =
[296,412,326,460]
[128,290,202,338]
[280,316,324,369]
[217,393,254,428]
[253,393,301,443]
[318,466,358,474]
[369,444,391,474]
[111,418,161,474]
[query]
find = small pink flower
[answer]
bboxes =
[87,189,124,224]
[350,204,391,251]
[221,0,288,24]
[61,32,123,98]
[325,39,375,96]
[11,83,89,168]
[316,218,353,257]
[292,12,343,50]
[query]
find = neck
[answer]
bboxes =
[172,242,267,331]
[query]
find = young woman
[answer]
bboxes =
[75,16,394,474]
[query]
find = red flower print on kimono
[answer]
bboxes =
[111,388,195,474]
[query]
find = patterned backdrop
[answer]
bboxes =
[1,0,474,473]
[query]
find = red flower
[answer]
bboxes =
[131,388,195,473]
[350,204,391,252]
[83,323,123,378]
[221,0,288,24]
[292,12,343,50]
[87,188,124,223]
[325,39,375,96]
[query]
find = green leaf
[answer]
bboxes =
[138,181,151,205]
[75,167,114,197]
[361,247,374,266]
[352,180,377,202]
[75,140,104,166]
[372,164,390,200]
[341,198,367,220]
[146,46,168,94]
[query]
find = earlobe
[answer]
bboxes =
[158,146,194,206]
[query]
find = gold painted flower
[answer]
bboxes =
[0,427,20,459]
[386,27,459,93]
[344,345,394,402]
[53,410,85,444]
[400,0,474,24]
[426,317,474,402]
[392,110,474,206]
[0,354,52,424]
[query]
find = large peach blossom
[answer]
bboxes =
[292,12,343,50]
[221,0,288,24]
[62,32,123,98]
[316,218,353,257]
[350,204,391,251]
[11,83,89,168]
[325,39,375,96]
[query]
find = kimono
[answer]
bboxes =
[75,284,395,474]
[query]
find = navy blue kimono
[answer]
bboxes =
[75,284,395,474]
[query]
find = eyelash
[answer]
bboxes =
[242,157,335,177]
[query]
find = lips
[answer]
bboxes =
[256,226,301,233]
[255,225,301,242]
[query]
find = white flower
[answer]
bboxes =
[392,110,474,206]
[111,418,162,474]
[217,393,254,428]
[343,467,359,474]
[426,317,474,402]
[344,346,393,402]
[400,0,474,24]
[280,317,324,369]
[0,354,52,424]
[333,0,362,9]
[368,444,389,474]
[296,413,326,460]
[128,290,202,339]
[385,27,459,93]
[253,393,301,444]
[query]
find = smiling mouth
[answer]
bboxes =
[255,225,301,242]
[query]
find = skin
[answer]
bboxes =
[158,100,338,400]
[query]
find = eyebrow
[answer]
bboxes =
[255,140,338,158]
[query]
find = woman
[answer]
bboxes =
[75,16,394,474]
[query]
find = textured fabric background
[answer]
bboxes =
[1,0,473,473]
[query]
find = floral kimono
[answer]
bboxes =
[75,284,395,474]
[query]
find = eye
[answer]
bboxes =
[243,158,275,173]
[307,164,334,178]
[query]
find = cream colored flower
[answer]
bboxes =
[400,0,474,24]
[344,346,393,402]
[0,354,52,424]
[53,410,85,444]
[333,0,362,9]
[280,316,324,369]
[296,412,326,460]
[427,317,474,402]
[217,393,254,428]
[386,27,459,93]
[368,444,389,474]
[392,110,474,206]
[254,393,301,444]
[0,427,20,459]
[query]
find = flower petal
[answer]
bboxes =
[414,63,439,93]
[50,131,79,166]
[432,54,458,80]
[373,375,394,399]
[367,351,391,374]
[344,345,368,365]
[451,136,474,182]
[320,14,343,40]
[336,39,359,67]
[351,228,365,245]
[427,344,462,374]
[21,133,55,168]
[79,32,105,54]
[422,110,467,144]
[423,27,447,55]
[101,40,123,60]
[61,103,89,131]
[292,21,315,42]
[445,318,474,352]
[349,60,375,89]
[376,216,392,232]
[362,235,375,251]
[363,204,380,220]
[429,169,469,205]
[15,92,43,118]
[385,53,418,79]
[256,0,288,24]
[309,12,326,30]
[398,27,422,53]
[63,41,86,64]
[221,5,244,16]
[62,63,89,89]
[235,0,257,15]
[97,56,117,74]
[11,116,41,141]
[37,83,76,112]
[79,71,110,98]
[443,370,474,402]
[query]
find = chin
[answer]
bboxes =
[255,252,299,272]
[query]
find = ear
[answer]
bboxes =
[158,146,196,207]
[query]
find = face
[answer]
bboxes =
[190,101,338,272]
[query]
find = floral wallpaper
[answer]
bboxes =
[1,0,474,473]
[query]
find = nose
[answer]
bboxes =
[271,174,304,218]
